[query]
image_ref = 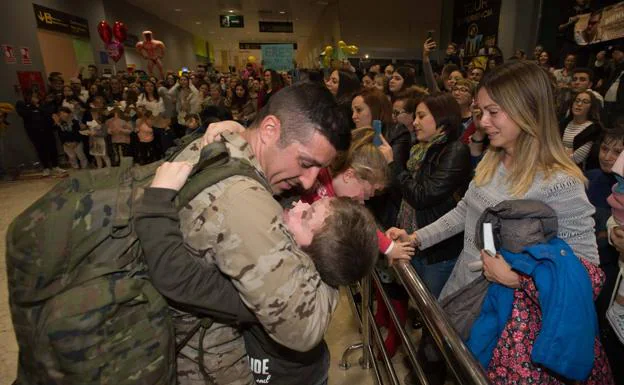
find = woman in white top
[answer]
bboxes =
[168,74,201,125]
[559,90,603,168]
[137,80,165,118]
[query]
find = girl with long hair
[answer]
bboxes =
[560,90,603,168]
[225,81,257,125]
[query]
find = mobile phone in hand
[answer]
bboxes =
[483,223,496,256]
[373,120,383,147]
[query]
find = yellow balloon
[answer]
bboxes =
[347,45,359,55]
[338,40,347,49]
[247,55,256,63]
[323,56,331,67]
[325,46,334,56]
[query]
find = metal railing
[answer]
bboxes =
[339,260,489,385]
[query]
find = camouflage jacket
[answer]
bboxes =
[135,132,339,384]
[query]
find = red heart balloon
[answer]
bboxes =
[107,41,124,62]
[113,21,128,43]
[97,20,112,44]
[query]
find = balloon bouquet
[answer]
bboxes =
[320,40,359,68]
[97,20,127,73]
[136,31,166,79]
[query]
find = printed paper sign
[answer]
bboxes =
[2,45,16,64]
[20,47,32,65]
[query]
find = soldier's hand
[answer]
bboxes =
[200,120,246,147]
[151,161,193,191]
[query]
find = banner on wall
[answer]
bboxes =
[574,1,624,45]
[33,4,90,38]
[452,0,502,58]
[261,44,294,71]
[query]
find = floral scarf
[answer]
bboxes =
[406,133,448,172]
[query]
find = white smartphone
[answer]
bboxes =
[483,223,496,256]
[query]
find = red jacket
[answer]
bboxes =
[301,168,394,254]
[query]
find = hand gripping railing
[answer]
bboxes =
[339,260,489,385]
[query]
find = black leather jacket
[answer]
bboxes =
[396,140,471,264]
[367,123,411,229]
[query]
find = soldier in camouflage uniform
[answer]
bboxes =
[134,83,351,384]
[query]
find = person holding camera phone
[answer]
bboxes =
[422,36,465,94]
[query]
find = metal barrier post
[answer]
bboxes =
[360,274,371,369]
[393,261,490,385]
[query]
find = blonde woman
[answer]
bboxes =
[389,61,613,384]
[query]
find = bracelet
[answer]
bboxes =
[470,135,485,143]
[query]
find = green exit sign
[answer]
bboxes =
[220,15,244,28]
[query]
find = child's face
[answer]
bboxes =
[599,138,624,173]
[283,199,331,247]
[187,118,198,129]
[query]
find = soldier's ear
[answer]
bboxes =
[258,115,282,146]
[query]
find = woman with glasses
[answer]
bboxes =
[451,79,477,137]
[560,90,603,168]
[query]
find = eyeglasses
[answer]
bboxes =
[573,98,591,105]
[392,109,407,117]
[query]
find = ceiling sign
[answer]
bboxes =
[220,15,244,28]
[259,21,293,33]
[33,4,90,38]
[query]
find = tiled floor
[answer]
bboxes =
[0,176,416,385]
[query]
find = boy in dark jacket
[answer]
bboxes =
[53,107,88,169]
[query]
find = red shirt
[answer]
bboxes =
[301,168,394,254]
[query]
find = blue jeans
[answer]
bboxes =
[410,257,458,299]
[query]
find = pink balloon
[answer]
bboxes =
[107,41,124,62]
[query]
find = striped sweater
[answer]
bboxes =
[415,163,599,300]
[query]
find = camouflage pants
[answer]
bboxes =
[172,310,255,385]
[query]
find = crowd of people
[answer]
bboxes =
[3,20,624,384]
[7,62,301,176]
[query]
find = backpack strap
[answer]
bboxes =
[176,141,270,208]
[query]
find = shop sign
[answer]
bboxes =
[33,4,90,38]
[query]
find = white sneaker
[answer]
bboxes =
[41,168,51,177]
[606,302,624,344]
[52,167,67,175]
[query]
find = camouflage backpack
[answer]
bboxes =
[6,136,267,385]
